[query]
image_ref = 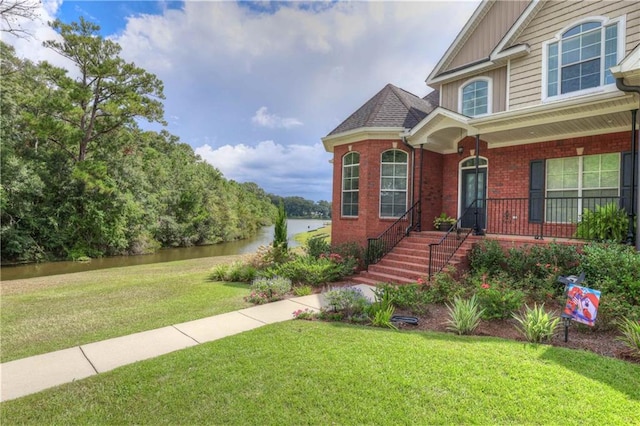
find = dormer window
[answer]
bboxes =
[545,18,621,98]
[460,78,491,117]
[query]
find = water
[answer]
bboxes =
[0,219,330,281]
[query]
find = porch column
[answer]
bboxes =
[473,134,485,236]
[418,143,424,232]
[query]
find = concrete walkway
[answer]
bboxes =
[0,284,376,402]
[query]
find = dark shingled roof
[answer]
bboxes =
[328,84,439,136]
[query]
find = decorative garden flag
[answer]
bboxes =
[563,284,601,327]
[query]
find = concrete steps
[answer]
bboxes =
[351,231,477,286]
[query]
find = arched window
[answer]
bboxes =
[341,152,359,217]
[546,18,621,97]
[460,79,490,117]
[380,150,408,218]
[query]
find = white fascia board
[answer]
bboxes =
[425,0,493,84]
[404,107,470,138]
[490,44,530,62]
[427,60,494,86]
[321,127,406,152]
[610,44,640,78]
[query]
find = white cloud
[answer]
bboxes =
[252,107,303,129]
[195,141,332,201]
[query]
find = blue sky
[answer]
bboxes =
[7,0,480,201]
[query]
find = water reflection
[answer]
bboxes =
[1,219,329,281]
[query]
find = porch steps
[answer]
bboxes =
[351,231,478,286]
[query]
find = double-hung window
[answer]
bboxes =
[342,152,359,217]
[546,19,620,98]
[380,150,408,218]
[545,153,620,222]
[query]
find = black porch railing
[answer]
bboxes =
[365,201,420,267]
[484,196,631,240]
[427,201,477,280]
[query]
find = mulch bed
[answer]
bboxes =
[393,302,639,364]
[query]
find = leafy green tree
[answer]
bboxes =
[40,17,165,162]
[274,202,288,250]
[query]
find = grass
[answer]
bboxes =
[1,321,638,424]
[0,256,252,362]
[293,225,331,246]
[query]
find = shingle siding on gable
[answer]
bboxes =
[509,0,640,110]
[440,67,507,114]
[444,0,529,72]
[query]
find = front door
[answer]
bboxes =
[460,168,487,229]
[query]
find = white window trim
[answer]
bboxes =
[544,153,621,223]
[341,151,359,218]
[458,77,492,117]
[541,15,626,102]
[379,149,408,219]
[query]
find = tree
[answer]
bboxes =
[0,0,40,38]
[40,18,165,162]
[274,201,288,250]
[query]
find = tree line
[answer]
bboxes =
[0,19,281,263]
[269,195,331,220]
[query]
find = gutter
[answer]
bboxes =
[615,77,640,251]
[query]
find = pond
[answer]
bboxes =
[0,219,330,281]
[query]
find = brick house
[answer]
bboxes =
[322,0,639,283]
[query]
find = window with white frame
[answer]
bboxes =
[460,79,490,117]
[342,152,359,217]
[545,153,620,223]
[546,19,620,98]
[380,150,408,218]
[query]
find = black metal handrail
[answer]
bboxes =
[428,201,477,280]
[365,201,420,267]
[483,196,628,240]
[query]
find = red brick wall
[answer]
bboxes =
[330,131,630,246]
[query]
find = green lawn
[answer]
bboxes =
[293,225,331,245]
[1,321,638,424]
[0,256,252,362]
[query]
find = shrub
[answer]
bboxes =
[249,244,294,270]
[245,276,292,304]
[469,239,505,276]
[575,203,630,242]
[209,261,257,282]
[306,236,331,259]
[262,254,357,287]
[475,275,525,320]
[427,271,463,304]
[616,317,640,359]
[445,295,484,335]
[512,304,560,343]
[365,239,386,265]
[331,241,365,270]
[323,286,370,318]
[374,283,432,315]
[580,243,640,302]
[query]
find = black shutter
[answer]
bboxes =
[529,160,545,223]
[621,151,637,214]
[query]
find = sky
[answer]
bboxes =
[4,0,480,201]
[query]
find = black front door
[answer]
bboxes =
[461,168,487,229]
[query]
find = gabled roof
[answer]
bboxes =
[327,84,438,136]
[426,0,539,86]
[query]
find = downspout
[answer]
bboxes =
[402,137,417,231]
[615,77,640,251]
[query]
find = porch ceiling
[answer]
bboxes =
[407,91,639,154]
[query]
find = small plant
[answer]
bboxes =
[374,283,432,315]
[575,202,630,242]
[433,212,456,231]
[615,317,640,358]
[370,305,398,330]
[367,289,397,330]
[293,308,317,320]
[445,295,484,335]
[323,286,370,318]
[512,304,560,343]
[293,285,313,296]
[427,271,463,304]
[245,276,292,304]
